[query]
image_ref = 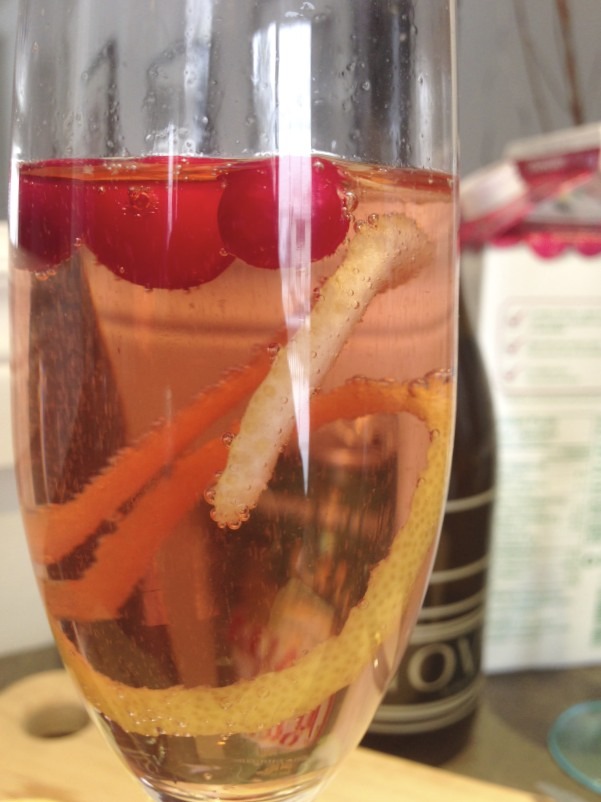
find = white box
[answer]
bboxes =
[466,242,601,672]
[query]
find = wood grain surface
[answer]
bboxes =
[0,670,550,802]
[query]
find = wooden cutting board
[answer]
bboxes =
[0,670,549,802]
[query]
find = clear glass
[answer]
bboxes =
[548,700,601,794]
[9,2,457,801]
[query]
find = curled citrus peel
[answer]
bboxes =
[42,437,228,621]
[26,344,275,566]
[41,209,453,740]
[53,373,451,738]
[41,372,444,622]
[210,214,432,528]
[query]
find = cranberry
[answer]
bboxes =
[83,161,233,289]
[218,157,349,269]
[18,168,83,267]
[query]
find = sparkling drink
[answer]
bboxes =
[11,154,455,799]
[363,288,495,763]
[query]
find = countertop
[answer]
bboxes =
[0,645,599,801]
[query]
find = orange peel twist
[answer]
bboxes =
[53,373,452,738]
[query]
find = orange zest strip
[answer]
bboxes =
[310,376,433,430]
[42,438,227,621]
[52,373,452,738]
[42,373,445,623]
[26,346,274,566]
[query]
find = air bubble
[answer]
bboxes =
[128,187,158,216]
[367,213,379,227]
[343,191,358,213]
[210,508,224,526]
[222,432,235,447]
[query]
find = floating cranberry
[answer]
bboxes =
[18,168,83,267]
[218,157,349,269]
[83,163,233,290]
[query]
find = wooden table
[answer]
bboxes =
[0,649,601,802]
[0,660,576,802]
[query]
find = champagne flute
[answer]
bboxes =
[9,2,457,801]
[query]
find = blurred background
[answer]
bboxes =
[1,0,601,218]
[0,0,600,656]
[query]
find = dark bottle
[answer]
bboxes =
[362,287,496,765]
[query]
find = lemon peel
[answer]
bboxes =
[54,374,451,739]
[210,214,432,528]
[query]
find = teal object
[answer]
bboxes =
[548,700,601,795]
